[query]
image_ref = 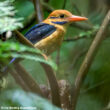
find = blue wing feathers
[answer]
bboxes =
[24,23,46,36]
[25,23,56,44]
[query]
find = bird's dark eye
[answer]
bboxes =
[59,14,65,18]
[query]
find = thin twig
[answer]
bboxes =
[70,0,93,29]
[30,0,54,12]
[56,48,61,67]
[14,30,33,47]
[70,0,81,15]
[71,10,110,110]
[71,23,93,31]
[62,0,67,9]
[33,0,44,22]
[41,1,54,12]
[64,36,87,42]
[69,49,87,71]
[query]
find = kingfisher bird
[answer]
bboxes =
[25,10,88,55]
[2,10,87,72]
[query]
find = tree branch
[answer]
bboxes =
[64,36,87,42]
[58,80,71,110]
[14,30,33,47]
[41,63,61,107]
[8,68,31,91]
[0,62,32,92]
[14,63,45,96]
[71,10,110,110]
[33,0,44,22]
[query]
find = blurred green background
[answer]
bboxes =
[0,0,110,110]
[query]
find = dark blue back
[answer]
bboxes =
[25,23,56,44]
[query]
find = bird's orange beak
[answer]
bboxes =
[68,15,88,22]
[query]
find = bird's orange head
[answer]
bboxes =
[44,10,88,25]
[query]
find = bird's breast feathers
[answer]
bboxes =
[34,25,66,55]
[25,22,66,55]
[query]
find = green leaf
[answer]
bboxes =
[0,0,23,34]
[11,53,57,70]
[0,41,57,70]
